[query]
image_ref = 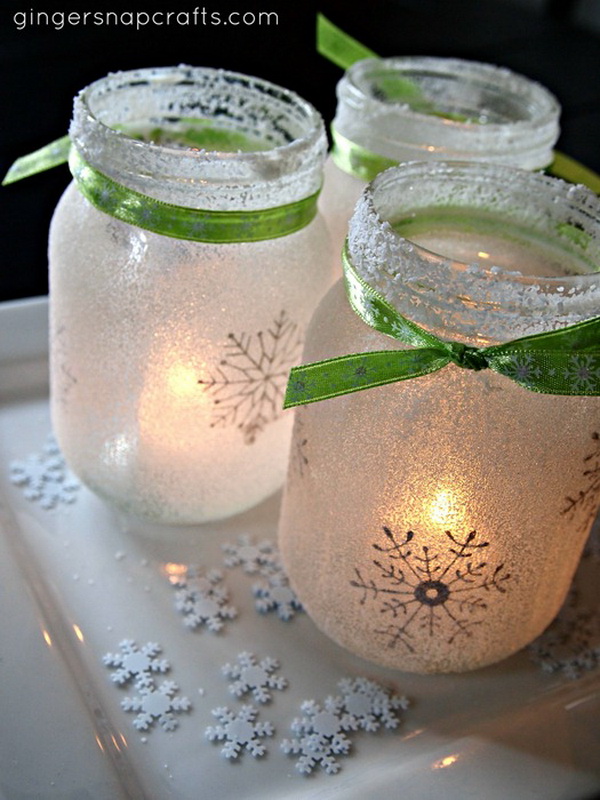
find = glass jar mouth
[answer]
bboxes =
[70,65,327,208]
[335,57,560,169]
[347,162,600,341]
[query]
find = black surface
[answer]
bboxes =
[0,0,599,303]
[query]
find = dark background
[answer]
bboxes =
[1,0,599,303]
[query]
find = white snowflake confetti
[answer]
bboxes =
[122,680,191,731]
[222,652,287,704]
[9,434,80,509]
[222,534,276,574]
[102,640,169,687]
[528,590,600,679]
[337,677,409,732]
[172,566,237,632]
[280,696,357,775]
[252,570,303,621]
[103,641,191,732]
[205,705,274,759]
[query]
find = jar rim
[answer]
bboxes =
[70,65,327,209]
[334,56,561,169]
[347,162,600,341]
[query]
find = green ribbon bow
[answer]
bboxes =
[317,13,600,194]
[283,245,600,408]
[2,134,319,243]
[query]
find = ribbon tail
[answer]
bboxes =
[547,151,600,195]
[284,348,450,408]
[2,135,71,185]
[316,13,378,70]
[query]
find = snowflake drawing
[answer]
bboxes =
[280,695,357,775]
[337,677,409,732]
[528,590,600,679]
[222,652,287,704]
[171,566,237,632]
[9,433,80,509]
[350,526,511,653]
[290,414,309,478]
[102,640,169,687]
[222,534,277,574]
[252,570,304,621]
[102,640,191,731]
[561,431,600,534]
[198,310,302,444]
[585,515,600,559]
[205,705,274,759]
[121,680,191,731]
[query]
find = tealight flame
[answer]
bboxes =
[427,488,467,529]
[165,362,200,400]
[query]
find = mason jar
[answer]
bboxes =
[279,161,600,674]
[319,56,561,265]
[48,66,332,525]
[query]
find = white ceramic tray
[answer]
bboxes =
[0,297,599,800]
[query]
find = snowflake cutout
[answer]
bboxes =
[253,569,303,621]
[205,705,274,759]
[350,526,511,654]
[222,534,276,574]
[9,433,80,509]
[198,310,302,444]
[222,652,287,704]
[528,590,600,679]
[281,695,357,775]
[337,677,409,732]
[564,354,600,392]
[171,566,237,632]
[121,680,191,731]
[102,640,169,687]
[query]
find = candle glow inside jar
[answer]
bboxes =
[48,66,331,525]
[278,162,600,674]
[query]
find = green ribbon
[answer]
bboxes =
[283,245,600,408]
[2,136,319,243]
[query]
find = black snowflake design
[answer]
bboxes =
[350,526,511,653]
[290,414,309,478]
[198,310,302,444]
[561,431,600,535]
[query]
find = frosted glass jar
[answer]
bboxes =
[49,66,331,525]
[279,162,600,674]
[319,56,561,265]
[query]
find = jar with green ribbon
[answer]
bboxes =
[279,161,600,674]
[44,65,332,525]
[319,54,561,264]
